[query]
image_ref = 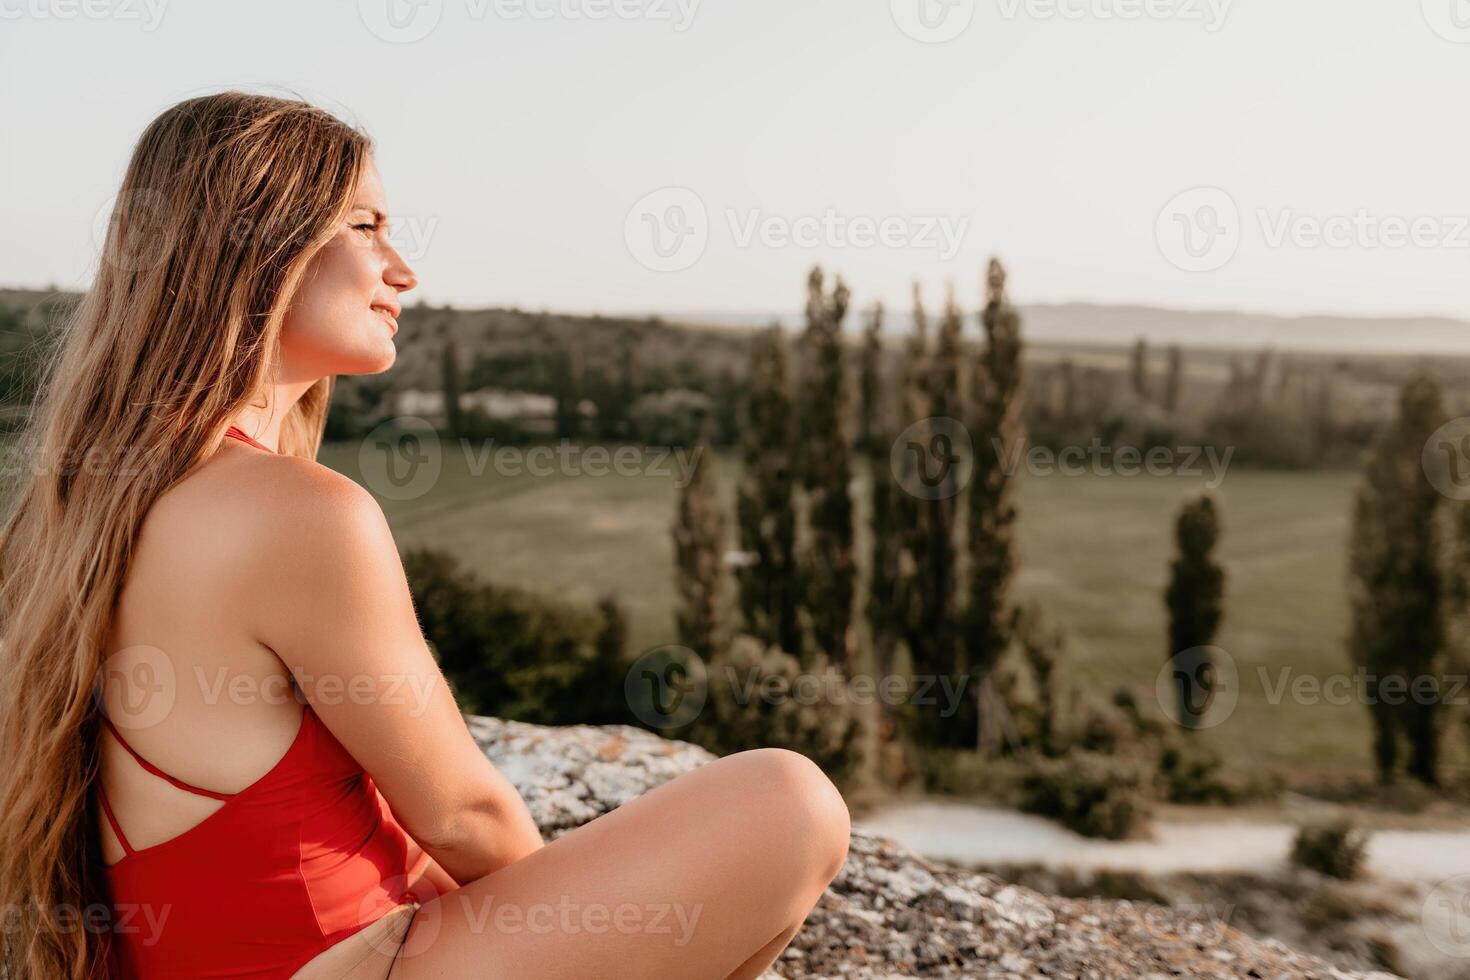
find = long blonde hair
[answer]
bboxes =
[0,90,372,978]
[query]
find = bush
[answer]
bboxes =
[401,546,633,726]
[1017,751,1151,840]
[1071,693,1134,755]
[628,388,713,446]
[1290,819,1368,880]
[1157,739,1240,805]
[691,634,863,784]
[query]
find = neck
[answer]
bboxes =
[230,378,321,453]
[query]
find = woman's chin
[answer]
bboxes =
[332,344,396,376]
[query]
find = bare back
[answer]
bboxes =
[95,436,432,979]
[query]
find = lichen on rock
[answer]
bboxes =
[465,716,1400,979]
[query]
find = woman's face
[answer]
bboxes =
[278,156,417,379]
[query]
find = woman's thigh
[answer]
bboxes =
[381,747,851,980]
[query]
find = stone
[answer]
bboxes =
[465,716,1401,980]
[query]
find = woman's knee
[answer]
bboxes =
[720,748,850,883]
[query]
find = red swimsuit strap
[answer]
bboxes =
[100,715,236,802]
[224,425,275,453]
[97,786,135,857]
[101,427,276,858]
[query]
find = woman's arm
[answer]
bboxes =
[403,832,465,896]
[237,457,545,884]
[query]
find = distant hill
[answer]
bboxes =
[9,286,1470,358]
[677,303,1470,357]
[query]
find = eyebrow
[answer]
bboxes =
[349,205,388,223]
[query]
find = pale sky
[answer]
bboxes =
[4,0,1470,321]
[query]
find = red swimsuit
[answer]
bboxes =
[98,424,427,978]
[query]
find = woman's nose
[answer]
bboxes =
[386,248,417,293]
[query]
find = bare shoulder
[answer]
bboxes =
[195,451,428,690]
[158,444,371,527]
[147,448,392,601]
[231,452,382,541]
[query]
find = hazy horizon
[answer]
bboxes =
[6,2,1470,323]
[10,278,1470,356]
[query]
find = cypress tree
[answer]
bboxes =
[1163,344,1183,414]
[860,305,900,650]
[858,303,885,458]
[895,283,931,667]
[1163,494,1226,729]
[1348,375,1447,786]
[735,325,802,656]
[440,326,462,439]
[862,302,909,777]
[673,423,726,660]
[1311,371,1338,463]
[907,286,965,733]
[553,337,585,440]
[1130,336,1150,401]
[796,267,856,672]
[1057,356,1078,423]
[965,259,1025,752]
[1248,346,1273,411]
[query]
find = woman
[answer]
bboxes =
[0,91,850,979]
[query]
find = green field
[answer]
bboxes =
[319,437,1410,781]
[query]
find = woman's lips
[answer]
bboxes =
[371,305,399,334]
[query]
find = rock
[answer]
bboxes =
[465,716,1402,980]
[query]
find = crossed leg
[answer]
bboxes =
[369,747,850,979]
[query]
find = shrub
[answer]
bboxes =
[1017,751,1151,840]
[1157,739,1240,805]
[629,388,714,446]
[692,634,863,783]
[401,546,633,726]
[1290,819,1368,880]
[1071,693,1134,755]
